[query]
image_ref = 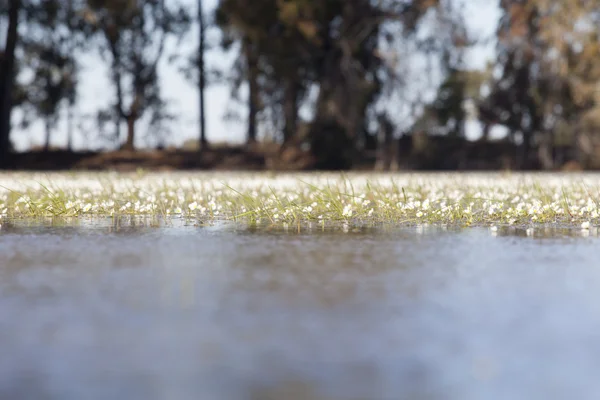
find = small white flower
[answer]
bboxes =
[188,202,198,211]
[581,221,591,230]
[342,204,353,218]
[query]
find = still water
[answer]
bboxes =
[1,219,600,400]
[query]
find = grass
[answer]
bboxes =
[1,171,600,229]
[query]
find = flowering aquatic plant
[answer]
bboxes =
[0,171,598,228]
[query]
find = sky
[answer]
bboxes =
[9,0,502,151]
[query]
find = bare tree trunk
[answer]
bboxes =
[198,0,207,149]
[519,131,532,170]
[67,106,73,151]
[44,119,51,152]
[0,0,20,167]
[481,122,491,142]
[124,116,135,151]
[123,94,141,151]
[245,38,259,144]
[283,79,298,143]
[66,0,75,152]
[375,115,393,171]
[114,110,121,145]
[538,130,555,170]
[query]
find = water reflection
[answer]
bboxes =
[489,224,600,239]
[1,220,600,399]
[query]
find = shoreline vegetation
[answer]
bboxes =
[1,172,600,230]
[2,137,588,172]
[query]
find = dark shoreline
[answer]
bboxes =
[1,139,585,172]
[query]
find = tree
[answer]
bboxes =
[215,0,458,168]
[198,0,207,148]
[85,0,190,151]
[244,36,259,144]
[0,0,21,166]
[18,0,80,151]
[478,0,600,169]
[215,0,282,144]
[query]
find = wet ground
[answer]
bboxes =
[1,219,599,399]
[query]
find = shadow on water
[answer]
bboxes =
[1,218,600,399]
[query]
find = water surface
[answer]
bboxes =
[1,220,599,399]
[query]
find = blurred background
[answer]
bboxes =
[0,0,598,170]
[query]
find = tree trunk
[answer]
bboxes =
[245,38,259,144]
[309,51,361,169]
[198,0,207,149]
[123,93,141,151]
[519,131,532,170]
[283,80,298,143]
[114,110,121,145]
[375,115,393,171]
[0,0,20,167]
[124,116,135,151]
[67,105,73,151]
[44,119,51,152]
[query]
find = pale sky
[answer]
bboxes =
[10,0,501,151]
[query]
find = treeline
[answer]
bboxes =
[1,1,600,170]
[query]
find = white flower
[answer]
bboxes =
[188,202,198,211]
[581,221,591,230]
[342,204,353,218]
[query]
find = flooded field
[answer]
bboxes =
[1,219,600,399]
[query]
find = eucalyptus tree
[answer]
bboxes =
[84,0,191,151]
[217,0,288,144]
[1,0,84,160]
[197,0,207,148]
[303,0,469,168]
[18,0,83,151]
[216,0,468,167]
[0,0,21,165]
[476,0,600,168]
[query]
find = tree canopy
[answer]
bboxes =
[2,0,600,170]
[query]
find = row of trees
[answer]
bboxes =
[0,0,192,166]
[2,0,600,169]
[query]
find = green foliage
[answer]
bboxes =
[5,0,600,171]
